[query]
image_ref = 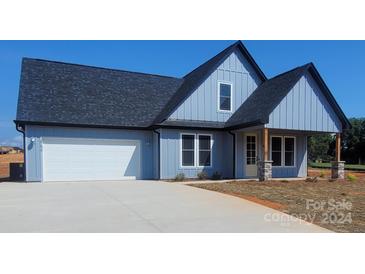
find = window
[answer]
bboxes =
[271,137,282,166]
[270,136,296,167]
[198,135,212,167]
[246,135,256,165]
[218,82,232,111]
[284,137,295,166]
[180,134,213,168]
[181,134,195,167]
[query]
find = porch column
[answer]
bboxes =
[258,128,273,181]
[331,133,345,179]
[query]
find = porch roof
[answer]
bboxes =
[225,63,351,131]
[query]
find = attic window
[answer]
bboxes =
[218,82,232,112]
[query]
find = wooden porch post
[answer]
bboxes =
[263,128,269,161]
[335,133,341,161]
[259,128,272,181]
[332,133,345,179]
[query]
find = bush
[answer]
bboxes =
[174,173,185,181]
[305,176,318,183]
[211,171,222,180]
[197,171,208,180]
[319,171,325,178]
[346,173,357,182]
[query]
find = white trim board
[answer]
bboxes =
[179,133,213,169]
[41,137,142,182]
[269,135,296,168]
[217,81,233,113]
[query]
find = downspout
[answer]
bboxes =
[152,129,160,180]
[228,131,235,179]
[15,123,26,181]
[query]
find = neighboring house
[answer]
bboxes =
[15,41,350,182]
[0,146,23,155]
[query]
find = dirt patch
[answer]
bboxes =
[225,192,287,210]
[189,179,365,233]
[0,153,24,178]
[308,168,365,180]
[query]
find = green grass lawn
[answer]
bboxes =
[309,162,365,171]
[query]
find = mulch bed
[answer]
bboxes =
[189,178,365,233]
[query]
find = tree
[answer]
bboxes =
[308,118,365,164]
[342,118,365,164]
[308,134,334,162]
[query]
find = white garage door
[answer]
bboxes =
[42,138,141,182]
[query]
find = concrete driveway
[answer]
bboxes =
[0,180,329,232]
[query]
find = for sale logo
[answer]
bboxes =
[263,198,352,226]
[306,199,352,224]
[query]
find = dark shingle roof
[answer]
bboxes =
[16,58,183,128]
[225,64,309,129]
[225,62,351,129]
[16,41,267,129]
[16,43,350,131]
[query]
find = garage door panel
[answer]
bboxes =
[42,138,141,181]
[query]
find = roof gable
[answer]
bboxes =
[226,63,351,130]
[153,41,267,124]
[167,49,263,123]
[306,64,350,129]
[225,64,307,128]
[267,73,342,132]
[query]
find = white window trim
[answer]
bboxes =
[179,133,214,169]
[180,133,196,168]
[217,81,233,113]
[197,134,213,168]
[270,136,296,168]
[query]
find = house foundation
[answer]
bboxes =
[258,160,273,181]
[331,161,345,180]
[331,133,345,180]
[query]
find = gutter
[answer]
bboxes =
[152,129,161,180]
[15,122,26,181]
[228,131,235,179]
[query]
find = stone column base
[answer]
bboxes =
[258,160,273,181]
[331,161,345,180]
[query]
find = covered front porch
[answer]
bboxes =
[232,126,344,181]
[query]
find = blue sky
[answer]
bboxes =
[0,40,364,147]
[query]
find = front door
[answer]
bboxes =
[245,134,257,177]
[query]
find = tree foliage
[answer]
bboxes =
[308,134,334,162]
[308,118,365,164]
[342,118,365,164]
